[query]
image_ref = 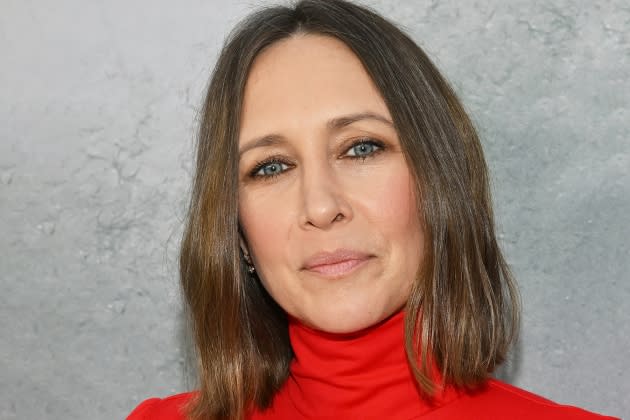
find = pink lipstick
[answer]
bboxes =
[302,249,373,278]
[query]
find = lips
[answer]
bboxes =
[302,249,373,278]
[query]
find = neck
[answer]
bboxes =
[279,310,458,417]
[289,310,410,385]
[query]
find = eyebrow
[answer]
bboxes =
[238,111,394,158]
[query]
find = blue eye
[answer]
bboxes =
[346,140,383,158]
[254,161,289,177]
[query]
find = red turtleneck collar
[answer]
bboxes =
[251,310,459,419]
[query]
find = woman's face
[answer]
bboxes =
[238,34,424,333]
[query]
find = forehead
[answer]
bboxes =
[239,34,391,143]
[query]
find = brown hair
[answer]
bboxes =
[180,0,520,418]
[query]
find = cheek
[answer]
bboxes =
[238,191,289,262]
[359,164,419,235]
[356,163,424,286]
[239,190,297,308]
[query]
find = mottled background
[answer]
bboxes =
[1,0,628,418]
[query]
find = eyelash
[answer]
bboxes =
[247,138,385,181]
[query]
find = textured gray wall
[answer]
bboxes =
[1,1,628,419]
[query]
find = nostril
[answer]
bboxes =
[332,213,344,223]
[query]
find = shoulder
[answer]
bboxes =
[126,392,195,420]
[435,379,618,420]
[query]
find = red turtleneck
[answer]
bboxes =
[128,311,618,419]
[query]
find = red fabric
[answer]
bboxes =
[128,311,618,419]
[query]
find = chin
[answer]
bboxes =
[297,304,401,334]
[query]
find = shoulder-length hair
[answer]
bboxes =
[180,0,520,418]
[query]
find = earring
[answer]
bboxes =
[243,252,255,274]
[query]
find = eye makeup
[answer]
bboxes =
[243,136,389,182]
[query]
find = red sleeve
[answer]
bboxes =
[126,393,193,420]
[453,380,621,420]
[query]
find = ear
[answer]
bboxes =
[238,228,250,260]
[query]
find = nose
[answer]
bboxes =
[299,164,352,230]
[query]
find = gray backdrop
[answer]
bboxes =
[1,0,628,419]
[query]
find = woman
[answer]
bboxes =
[129,1,618,419]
